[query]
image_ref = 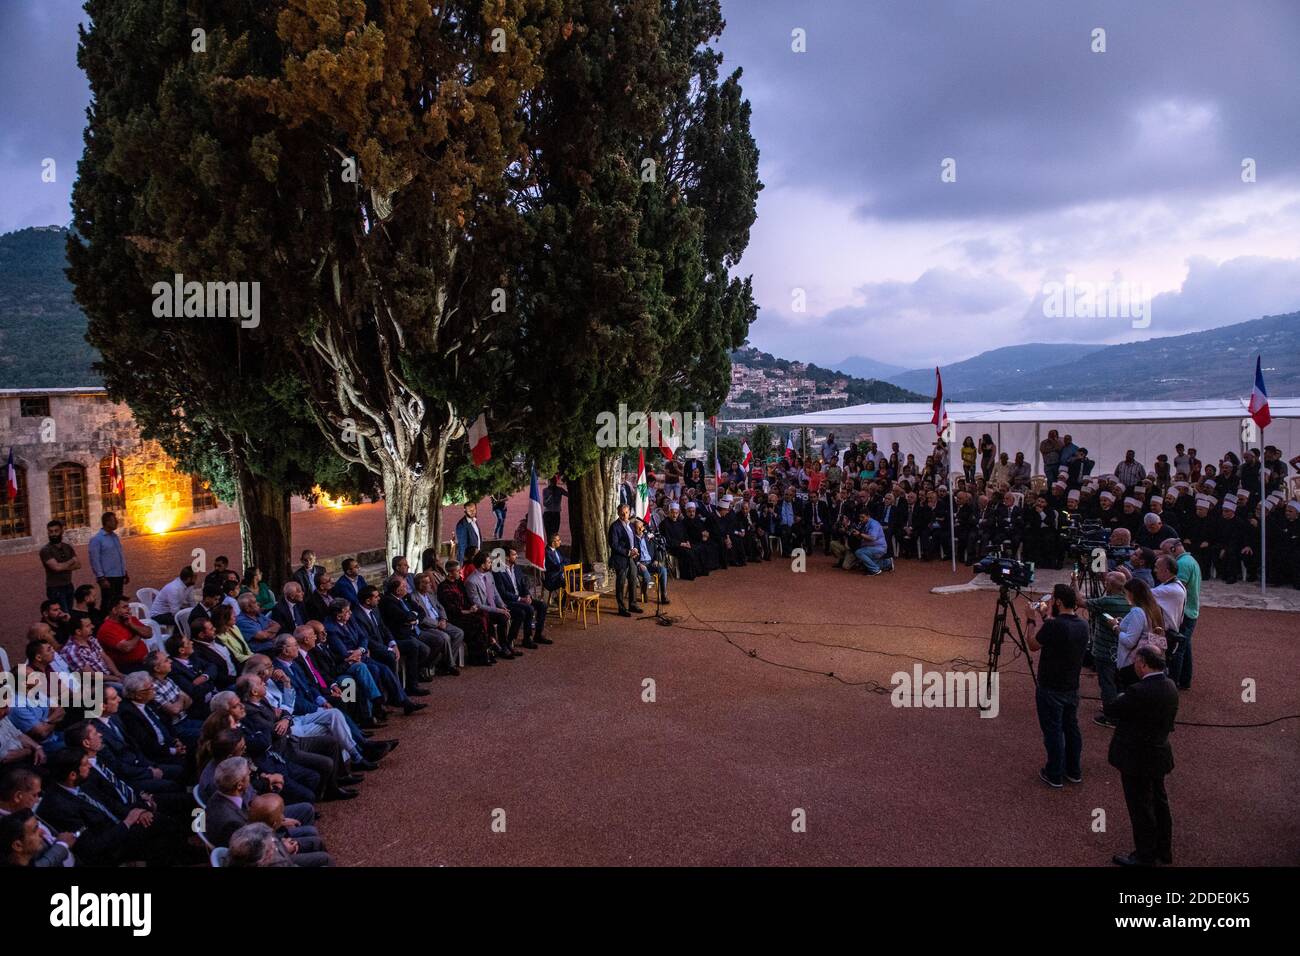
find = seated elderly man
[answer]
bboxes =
[214,687,348,803]
[245,652,390,772]
[203,753,321,852]
[236,592,282,655]
[117,671,188,766]
[248,791,332,866]
[91,685,185,792]
[142,650,204,743]
[298,619,389,728]
[226,821,294,867]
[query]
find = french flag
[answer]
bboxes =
[931,367,949,437]
[5,448,16,502]
[468,413,492,466]
[1249,356,1272,429]
[785,431,795,462]
[525,466,546,566]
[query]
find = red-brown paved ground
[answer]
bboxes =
[6,505,1298,866]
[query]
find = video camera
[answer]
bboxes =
[973,553,1035,589]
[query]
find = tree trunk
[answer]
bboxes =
[233,463,293,592]
[569,453,620,568]
[381,459,438,566]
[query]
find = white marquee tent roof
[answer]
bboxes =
[724,398,1300,429]
[724,399,1300,476]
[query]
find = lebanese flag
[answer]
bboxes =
[740,441,752,470]
[1249,356,1272,429]
[525,466,546,566]
[931,367,949,437]
[5,448,16,502]
[649,413,678,461]
[468,413,492,465]
[785,431,795,462]
[108,445,125,495]
[635,449,650,523]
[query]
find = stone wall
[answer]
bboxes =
[0,388,311,556]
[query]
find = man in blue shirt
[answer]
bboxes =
[853,516,893,575]
[88,512,129,609]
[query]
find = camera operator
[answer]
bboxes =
[1024,584,1090,789]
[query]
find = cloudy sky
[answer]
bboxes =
[3,1,1299,369]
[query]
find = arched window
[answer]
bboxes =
[99,455,126,513]
[191,475,217,512]
[0,464,30,539]
[48,462,89,528]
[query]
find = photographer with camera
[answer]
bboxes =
[1024,584,1090,789]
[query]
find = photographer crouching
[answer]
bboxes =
[1024,584,1090,789]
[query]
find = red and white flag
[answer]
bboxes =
[740,440,752,470]
[525,466,546,566]
[467,413,492,465]
[784,431,795,462]
[5,448,17,502]
[931,367,949,437]
[714,450,723,485]
[1249,356,1272,429]
[108,445,125,495]
[649,413,678,461]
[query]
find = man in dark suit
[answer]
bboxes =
[92,685,184,791]
[117,672,188,767]
[495,546,550,647]
[608,504,642,617]
[0,768,77,867]
[292,550,326,598]
[1103,645,1179,867]
[271,582,309,634]
[334,558,366,608]
[39,748,186,865]
[355,584,430,695]
[304,571,339,623]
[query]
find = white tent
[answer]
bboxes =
[725,399,1300,477]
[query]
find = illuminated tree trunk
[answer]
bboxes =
[569,453,620,568]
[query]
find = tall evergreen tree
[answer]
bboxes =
[514,0,760,563]
[67,0,357,587]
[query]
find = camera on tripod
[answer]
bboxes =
[973,552,1035,589]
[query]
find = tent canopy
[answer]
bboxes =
[724,399,1300,477]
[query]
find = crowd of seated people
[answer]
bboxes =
[2,536,567,867]
[640,435,1299,588]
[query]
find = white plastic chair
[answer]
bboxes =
[127,602,167,651]
[176,606,195,639]
[135,587,160,610]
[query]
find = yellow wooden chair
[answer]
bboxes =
[563,563,601,628]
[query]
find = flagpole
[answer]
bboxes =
[1260,424,1267,596]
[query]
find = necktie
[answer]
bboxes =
[77,789,119,824]
[96,764,133,805]
[303,654,327,690]
[292,603,303,626]
[140,704,167,745]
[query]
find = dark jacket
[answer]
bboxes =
[1104,672,1179,776]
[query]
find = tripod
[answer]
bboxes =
[985,583,1037,702]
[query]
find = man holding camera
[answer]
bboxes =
[1025,584,1090,788]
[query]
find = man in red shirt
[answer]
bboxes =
[96,598,152,671]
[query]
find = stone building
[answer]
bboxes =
[0,387,312,557]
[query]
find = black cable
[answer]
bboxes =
[672,597,1300,729]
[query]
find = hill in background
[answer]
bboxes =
[0,225,99,388]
